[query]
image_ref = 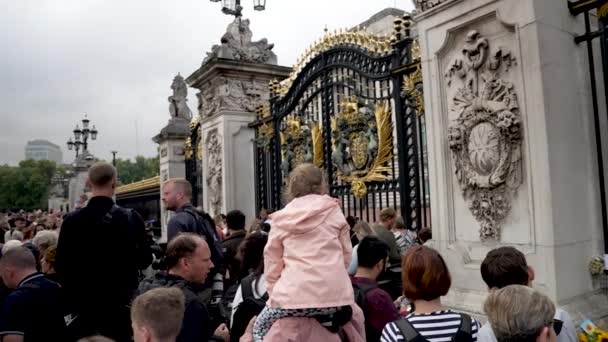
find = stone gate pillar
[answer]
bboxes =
[153,74,192,242]
[415,0,608,323]
[186,18,290,222]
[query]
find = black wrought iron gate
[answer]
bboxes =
[251,17,430,230]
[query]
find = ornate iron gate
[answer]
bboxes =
[251,17,430,230]
[185,120,203,207]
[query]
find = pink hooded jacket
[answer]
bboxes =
[264,194,354,309]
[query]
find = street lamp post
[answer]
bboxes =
[111,151,118,166]
[66,114,98,159]
[209,0,266,17]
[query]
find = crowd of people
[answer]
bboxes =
[0,161,580,342]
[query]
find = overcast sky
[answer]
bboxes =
[0,0,414,166]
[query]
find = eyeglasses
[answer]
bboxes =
[552,319,563,336]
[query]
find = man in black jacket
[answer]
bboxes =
[56,162,152,342]
[162,178,224,306]
[137,233,229,342]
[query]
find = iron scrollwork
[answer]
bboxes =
[446,30,522,241]
[332,96,394,198]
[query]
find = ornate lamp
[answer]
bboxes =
[67,138,74,151]
[253,0,265,11]
[73,125,81,140]
[90,125,98,140]
[82,114,90,130]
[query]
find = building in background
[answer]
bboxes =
[25,139,63,165]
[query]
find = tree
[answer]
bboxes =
[0,160,57,211]
[115,155,159,185]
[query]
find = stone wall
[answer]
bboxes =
[415,0,608,325]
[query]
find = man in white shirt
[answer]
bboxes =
[477,247,577,342]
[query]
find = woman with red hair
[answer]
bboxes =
[381,245,480,342]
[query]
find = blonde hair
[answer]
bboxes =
[353,221,374,238]
[164,178,192,199]
[484,285,555,342]
[284,164,327,202]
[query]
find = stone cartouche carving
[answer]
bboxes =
[445,30,522,240]
[331,97,393,199]
[169,74,192,121]
[206,129,223,217]
[203,18,277,65]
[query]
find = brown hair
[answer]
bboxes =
[284,164,327,202]
[164,178,193,199]
[131,287,185,340]
[88,162,117,187]
[484,285,555,342]
[165,233,204,269]
[481,246,529,289]
[417,227,432,243]
[402,245,451,301]
[379,208,396,222]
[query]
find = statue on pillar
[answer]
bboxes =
[169,73,192,121]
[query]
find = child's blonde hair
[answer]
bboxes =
[284,163,328,202]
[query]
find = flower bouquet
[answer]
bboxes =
[579,319,608,342]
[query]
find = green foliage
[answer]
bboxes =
[0,160,57,211]
[115,155,159,185]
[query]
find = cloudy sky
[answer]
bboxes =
[0,0,414,166]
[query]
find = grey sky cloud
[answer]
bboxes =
[0,0,413,166]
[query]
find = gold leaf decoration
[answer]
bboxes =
[312,122,324,168]
[336,100,394,198]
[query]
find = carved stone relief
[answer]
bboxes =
[203,18,277,65]
[414,0,450,13]
[205,129,223,217]
[445,30,522,241]
[199,78,269,118]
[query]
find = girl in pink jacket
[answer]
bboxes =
[252,164,357,341]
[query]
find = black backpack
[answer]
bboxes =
[352,282,381,342]
[393,313,473,342]
[230,274,268,342]
[183,208,224,272]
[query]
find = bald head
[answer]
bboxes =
[0,247,37,289]
[0,246,36,269]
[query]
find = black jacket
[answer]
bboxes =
[56,196,152,313]
[222,230,247,287]
[167,204,224,281]
[137,272,212,342]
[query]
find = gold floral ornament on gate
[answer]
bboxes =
[332,96,393,198]
[402,64,424,116]
[280,116,323,179]
[184,137,193,160]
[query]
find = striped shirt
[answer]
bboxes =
[381,310,479,342]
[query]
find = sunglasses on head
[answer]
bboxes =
[552,319,563,336]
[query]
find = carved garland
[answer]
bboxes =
[332,97,393,198]
[445,30,522,241]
